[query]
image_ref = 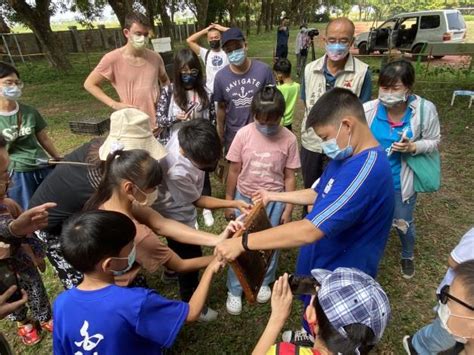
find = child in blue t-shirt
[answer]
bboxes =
[53,210,225,355]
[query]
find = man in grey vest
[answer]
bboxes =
[300,17,372,214]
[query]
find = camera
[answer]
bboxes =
[306,28,319,39]
[288,274,320,295]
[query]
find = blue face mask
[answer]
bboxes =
[255,121,281,137]
[2,85,22,100]
[227,48,246,66]
[325,43,349,61]
[110,245,136,276]
[320,122,353,160]
[180,73,198,87]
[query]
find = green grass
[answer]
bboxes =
[0,22,473,354]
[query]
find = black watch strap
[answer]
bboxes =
[241,230,251,251]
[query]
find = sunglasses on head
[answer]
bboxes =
[438,284,474,312]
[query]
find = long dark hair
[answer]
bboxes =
[84,149,162,210]
[313,297,376,354]
[173,48,209,111]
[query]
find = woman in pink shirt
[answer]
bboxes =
[224,85,301,315]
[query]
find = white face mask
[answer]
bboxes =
[437,302,473,344]
[378,90,408,108]
[130,34,148,50]
[134,186,158,207]
[110,245,136,276]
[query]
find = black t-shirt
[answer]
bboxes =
[29,138,104,235]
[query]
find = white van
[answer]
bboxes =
[354,10,467,58]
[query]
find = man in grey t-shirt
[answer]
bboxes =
[187,23,230,93]
[213,27,275,151]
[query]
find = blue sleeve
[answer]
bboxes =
[53,300,65,355]
[306,151,379,238]
[359,69,372,103]
[136,291,189,348]
[213,72,224,103]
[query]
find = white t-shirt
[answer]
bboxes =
[199,46,229,93]
[437,227,474,293]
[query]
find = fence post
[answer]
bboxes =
[68,26,83,52]
[98,25,109,50]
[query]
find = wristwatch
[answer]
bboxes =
[241,230,251,251]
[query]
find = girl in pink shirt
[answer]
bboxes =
[224,85,301,315]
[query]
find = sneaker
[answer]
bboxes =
[256,285,272,304]
[40,319,53,333]
[198,306,218,322]
[202,209,215,227]
[17,323,42,346]
[161,269,178,284]
[402,335,418,355]
[282,328,314,347]
[401,259,415,279]
[226,292,242,315]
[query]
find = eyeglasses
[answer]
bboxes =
[0,80,24,89]
[326,37,352,45]
[439,285,474,311]
[180,69,199,77]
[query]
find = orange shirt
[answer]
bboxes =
[94,48,166,128]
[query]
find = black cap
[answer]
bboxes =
[221,27,245,47]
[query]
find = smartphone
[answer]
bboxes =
[185,102,198,115]
[387,127,409,156]
[288,274,320,295]
[0,260,22,303]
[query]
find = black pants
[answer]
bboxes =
[276,45,288,59]
[166,238,202,302]
[202,172,212,197]
[300,146,328,216]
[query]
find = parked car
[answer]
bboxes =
[354,10,467,58]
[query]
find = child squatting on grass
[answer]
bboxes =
[53,210,229,354]
[224,85,301,315]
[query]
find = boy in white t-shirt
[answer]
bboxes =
[186,23,230,93]
[403,227,474,354]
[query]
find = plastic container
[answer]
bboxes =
[152,37,172,53]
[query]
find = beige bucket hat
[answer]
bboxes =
[99,108,167,161]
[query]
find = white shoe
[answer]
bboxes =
[282,328,315,347]
[226,292,242,315]
[257,285,272,303]
[202,209,214,227]
[198,306,218,322]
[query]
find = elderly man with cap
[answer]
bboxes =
[29,108,242,291]
[213,27,275,152]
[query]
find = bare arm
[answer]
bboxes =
[186,258,225,322]
[186,26,211,55]
[36,129,61,159]
[254,187,317,207]
[194,195,250,212]
[216,102,226,144]
[165,253,213,273]
[131,204,221,246]
[158,61,170,87]
[252,274,293,355]
[224,161,241,220]
[84,71,133,110]
[280,168,297,224]
[215,219,324,262]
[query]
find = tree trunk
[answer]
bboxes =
[142,0,157,36]
[0,14,11,33]
[157,0,173,38]
[245,0,251,37]
[193,0,209,30]
[257,0,266,34]
[269,0,275,31]
[107,0,134,29]
[7,0,71,71]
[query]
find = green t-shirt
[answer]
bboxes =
[277,81,300,126]
[0,103,48,172]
